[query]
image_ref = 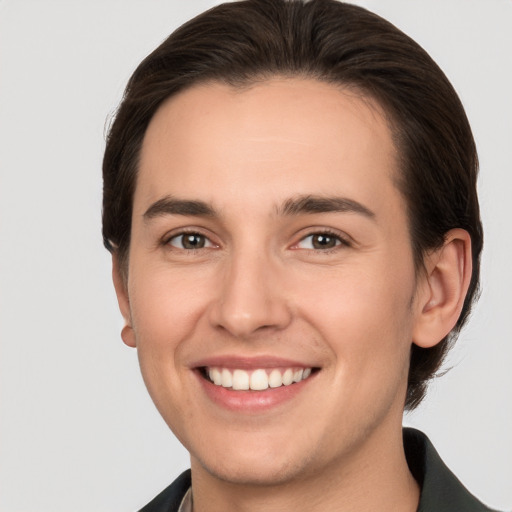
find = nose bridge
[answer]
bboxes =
[210,243,291,338]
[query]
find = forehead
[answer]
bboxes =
[136,78,401,220]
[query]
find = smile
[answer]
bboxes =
[195,359,320,412]
[205,367,313,391]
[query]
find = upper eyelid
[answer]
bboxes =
[164,231,218,252]
[162,227,215,243]
[293,228,352,246]
[160,227,353,248]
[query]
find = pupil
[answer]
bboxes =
[183,234,204,249]
[313,234,335,249]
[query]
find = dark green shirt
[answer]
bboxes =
[404,428,498,511]
[139,428,499,511]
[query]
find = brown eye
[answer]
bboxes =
[311,234,337,249]
[168,233,212,250]
[296,233,344,250]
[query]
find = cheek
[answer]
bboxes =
[126,268,212,428]
[128,265,214,357]
[293,256,416,365]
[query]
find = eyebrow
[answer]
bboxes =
[143,194,375,221]
[143,196,216,220]
[278,194,375,218]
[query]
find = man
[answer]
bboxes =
[102,1,497,510]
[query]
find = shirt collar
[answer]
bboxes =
[403,427,495,511]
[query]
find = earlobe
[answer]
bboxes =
[412,229,472,349]
[112,254,136,348]
[120,324,136,348]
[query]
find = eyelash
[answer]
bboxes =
[163,230,216,252]
[162,228,351,253]
[293,229,351,253]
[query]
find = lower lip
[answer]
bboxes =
[196,371,316,413]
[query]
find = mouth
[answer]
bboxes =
[200,366,315,391]
[193,357,321,412]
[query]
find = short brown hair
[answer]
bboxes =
[102,0,482,409]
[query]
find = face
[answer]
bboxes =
[117,78,425,486]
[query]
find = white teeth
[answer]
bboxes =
[207,366,314,390]
[282,368,294,386]
[209,368,222,385]
[268,369,283,388]
[232,369,250,390]
[221,368,232,388]
[250,369,269,390]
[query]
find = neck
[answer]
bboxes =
[190,423,419,512]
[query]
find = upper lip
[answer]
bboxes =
[190,355,318,370]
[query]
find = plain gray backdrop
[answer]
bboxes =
[0,1,511,510]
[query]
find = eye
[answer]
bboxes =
[296,232,346,250]
[167,232,215,250]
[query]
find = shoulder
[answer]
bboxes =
[404,428,501,512]
[137,470,191,512]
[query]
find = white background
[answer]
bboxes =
[0,1,511,510]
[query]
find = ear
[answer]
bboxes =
[112,254,136,348]
[412,229,472,349]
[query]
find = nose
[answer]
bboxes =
[208,249,292,339]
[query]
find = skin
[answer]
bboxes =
[113,78,472,511]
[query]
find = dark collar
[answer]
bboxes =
[138,470,191,512]
[404,427,497,511]
[138,429,498,511]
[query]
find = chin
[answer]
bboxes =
[185,427,315,487]
[195,452,310,487]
